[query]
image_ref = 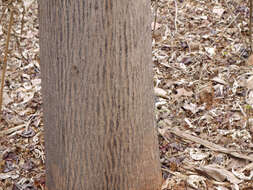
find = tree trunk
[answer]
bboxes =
[39,1,162,190]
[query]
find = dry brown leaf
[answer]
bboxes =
[23,0,35,10]
[183,103,200,114]
[154,87,169,99]
[187,175,206,190]
[3,91,12,105]
[213,6,225,18]
[247,54,253,66]
[189,148,210,161]
[199,84,214,109]
[173,88,193,99]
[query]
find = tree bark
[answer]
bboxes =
[39,1,162,189]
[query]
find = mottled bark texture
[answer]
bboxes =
[39,0,162,189]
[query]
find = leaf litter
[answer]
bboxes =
[1,0,253,189]
[0,0,44,189]
[152,0,253,189]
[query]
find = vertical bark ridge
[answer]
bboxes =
[39,0,162,189]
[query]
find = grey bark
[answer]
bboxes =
[39,0,162,189]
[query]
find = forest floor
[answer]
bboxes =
[152,0,253,189]
[0,0,253,189]
[0,0,43,190]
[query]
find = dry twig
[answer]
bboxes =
[0,6,6,25]
[152,0,158,37]
[20,2,25,37]
[169,128,253,162]
[0,9,14,114]
[174,0,178,34]
[159,125,253,162]
[250,0,253,51]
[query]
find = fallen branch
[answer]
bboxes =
[160,127,253,162]
[0,124,26,136]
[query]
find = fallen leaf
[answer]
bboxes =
[246,54,253,66]
[213,6,225,18]
[189,148,210,161]
[23,0,35,10]
[205,47,216,56]
[196,164,242,184]
[173,88,193,99]
[183,103,199,114]
[212,77,227,85]
[154,87,169,99]
[187,175,206,189]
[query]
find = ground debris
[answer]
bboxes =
[153,0,253,189]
